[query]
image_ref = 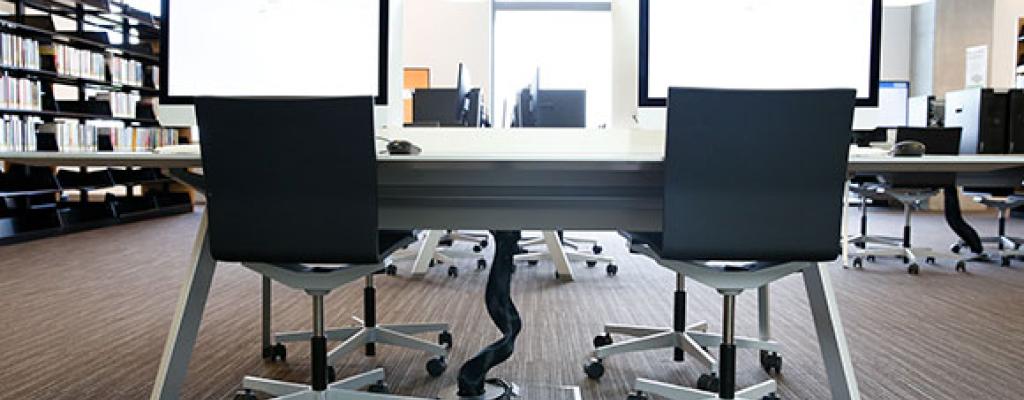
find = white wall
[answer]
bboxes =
[402,0,492,101]
[611,3,915,130]
[992,0,1024,89]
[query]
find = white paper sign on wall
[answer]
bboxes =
[966,45,989,88]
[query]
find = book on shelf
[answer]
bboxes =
[108,126,178,152]
[42,118,99,153]
[42,44,107,81]
[109,56,143,86]
[148,65,159,90]
[0,75,42,111]
[98,92,140,118]
[0,33,41,70]
[38,119,178,153]
[0,114,41,151]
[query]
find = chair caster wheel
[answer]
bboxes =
[480,239,489,249]
[477,259,487,270]
[263,343,287,362]
[1002,256,1012,267]
[438,331,453,349]
[762,394,780,400]
[606,264,619,276]
[866,255,876,263]
[950,244,962,254]
[234,389,257,400]
[852,257,863,269]
[584,358,605,380]
[586,260,598,268]
[593,245,603,255]
[473,245,483,253]
[528,260,539,266]
[385,264,398,276]
[907,263,920,275]
[593,333,613,348]
[447,266,459,278]
[900,256,910,264]
[626,392,649,400]
[925,257,936,265]
[327,365,337,382]
[955,261,967,273]
[439,239,454,247]
[426,357,447,377]
[428,259,436,269]
[368,380,389,393]
[696,373,720,392]
[760,350,782,375]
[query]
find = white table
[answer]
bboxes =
[5,129,1024,400]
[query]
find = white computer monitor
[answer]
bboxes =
[639,0,881,107]
[161,0,388,103]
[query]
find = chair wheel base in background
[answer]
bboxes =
[696,373,720,392]
[385,264,398,276]
[760,350,783,375]
[586,260,597,268]
[1001,256,1013,267]
[368,380,390,394]
[606,264,619,276]
[262,343,286,362]
[439,330,454,349]
[448,266,459,278]
[473,245,483,253]
[584,358,605,380]
[593,333,613,348]
[477,259,487,270]
[593,245,603,254]
[427,357,448,377]
[852,257,863,269]
[950,243,962,254]
[925,257,936,265]
[908,263,920,275]
[626,392,649,400]
[234,389,258,400]
[955,260,968,272]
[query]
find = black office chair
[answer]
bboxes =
[195,97,449,400]
[589,88,855,400]
[952,188,1024,266]
[850,127,965,274]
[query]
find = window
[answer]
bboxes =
[493,1,612,128]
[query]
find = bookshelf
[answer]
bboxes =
[1017,18,1024,88]
[0,0,191,245]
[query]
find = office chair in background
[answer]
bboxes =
[951,190,1024,266]
[195,97,451,400]
[588,88,856,400]
[849,127,965,274]
[515,230,619,278]
[386,230,490,278]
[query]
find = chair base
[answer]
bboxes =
[630,378,777,400]
[276,322,450,366]
[515,231,617,280]
[240,368,430,399]
[848,238,955,274]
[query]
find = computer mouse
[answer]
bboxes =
[891,140,926,157]
[386,140,421,155]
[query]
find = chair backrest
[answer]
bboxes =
[662,88,855,262]
[880,127,962,187]
[195,97,381,264]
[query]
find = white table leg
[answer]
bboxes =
[543,231,574,281]
[802,262,860,400]
[411,230,444,277]
[150,211,217,400]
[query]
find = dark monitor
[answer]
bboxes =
[414,88,481,127]
[1007,89,1024,153]
[851,128,886,147]
[536,90,586,128]
[455,63,473,125]
[512,68,542,128]
[895,127,963,155]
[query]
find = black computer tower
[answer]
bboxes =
[1007,89,1024,153]
[411,88,481,127]
[945,88,1010,154]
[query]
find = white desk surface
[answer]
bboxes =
[2,128,1024,173]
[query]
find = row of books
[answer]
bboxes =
[0,33,41,70]
[0,75,43,111]
[49,44,106,81]
[0,115,41,152]
[110,126,179,152]
[100,92,141,118]
[41,120,178,153]
[110,56,144,87]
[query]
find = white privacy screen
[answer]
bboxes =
[643,0,878,106]
[166,0,381,98]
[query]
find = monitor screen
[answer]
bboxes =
[162,0,389,104]
[640,0,881,107]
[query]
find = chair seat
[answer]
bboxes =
[619,231,786,272]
